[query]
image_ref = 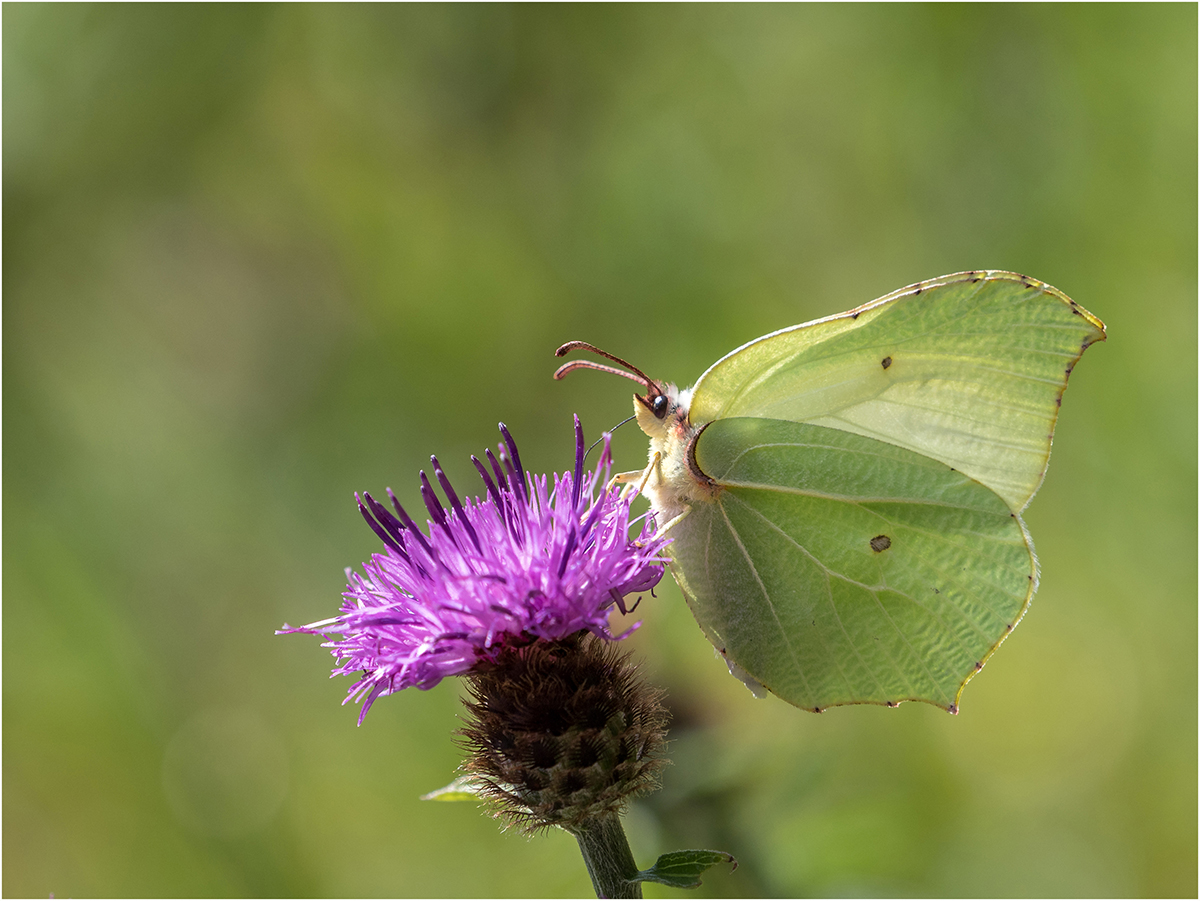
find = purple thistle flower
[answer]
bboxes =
[280,417,670,724]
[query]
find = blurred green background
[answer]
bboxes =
[4,5,1195,898]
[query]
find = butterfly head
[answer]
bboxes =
[552,341,690,440]
[632,381,690,441]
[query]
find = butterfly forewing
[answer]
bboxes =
[671,417,1035,711]
[687,272,1105,511]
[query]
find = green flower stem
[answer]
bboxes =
[572,812,642,899]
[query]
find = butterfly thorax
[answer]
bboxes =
[634,384,720,521]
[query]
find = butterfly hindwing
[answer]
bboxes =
[670,417,1035,711]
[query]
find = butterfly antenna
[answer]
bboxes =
[553,341,655,392]
[584,415,636,464]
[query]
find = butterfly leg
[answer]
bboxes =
[607,470,644,492]
[651,507,690,540]
[609,587,641,616]
[608,451,662,497]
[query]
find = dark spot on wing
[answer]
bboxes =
[974,661,984,672]
[1005,624,1014,632]
[870,535,891,552]
[851,311,860,320]
[948,704,959,715]
[812,706,823,714]
[886,701,898,708]
[881,356,892,369]
[931,587,940,594]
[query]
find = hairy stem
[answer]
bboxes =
[572,812,642,899]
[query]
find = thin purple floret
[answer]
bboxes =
[571,416,585,510]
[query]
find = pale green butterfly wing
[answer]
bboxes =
[671,418,1034,711]
[668,271,1104,710]
[688,271,1106,511]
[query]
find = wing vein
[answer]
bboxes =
[713,499,814,702]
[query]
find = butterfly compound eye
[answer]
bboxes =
[650,394,669,418]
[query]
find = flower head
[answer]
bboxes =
[281,417,669,723]
[461,632,670,834]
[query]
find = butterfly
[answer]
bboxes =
[555,270,1105,713]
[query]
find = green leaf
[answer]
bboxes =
[419,774,483,802]
[631,849,737,889]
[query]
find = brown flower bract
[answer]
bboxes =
[460,633,669,834]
